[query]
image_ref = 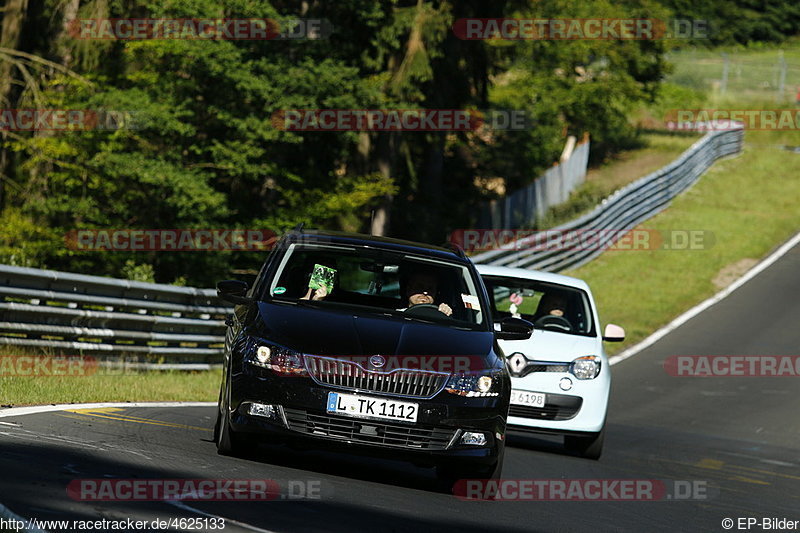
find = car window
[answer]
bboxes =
[265,243,487,329]
[483,276,595,336]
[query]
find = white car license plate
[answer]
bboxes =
[510,390,546,407]
[326,392,418,423]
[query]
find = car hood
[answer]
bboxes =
[251,301,496,361]
[496,329,602,363]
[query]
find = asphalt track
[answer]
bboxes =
[1,239,799,532]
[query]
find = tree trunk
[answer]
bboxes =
[370,132,395,236]
[421,132,445,239]
[0,0,30,209]
[55,0,80,67]
[25,0,80,204]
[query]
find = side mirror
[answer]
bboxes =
[217,280,252,305]
[602,323,625,342]
[496,317,534,341]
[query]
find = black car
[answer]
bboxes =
[213,229,533,485]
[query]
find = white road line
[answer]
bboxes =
[166,500,279,533]
[0,402,216,419]
[609,230,800,366]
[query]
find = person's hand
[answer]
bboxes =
[301,285,328,301]
[438,303,452,316]
[312,284,328,301]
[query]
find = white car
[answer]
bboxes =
[477,265,625,459]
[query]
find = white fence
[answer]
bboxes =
[477,137,590,229]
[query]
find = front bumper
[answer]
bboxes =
[506,369,609,434]
[228,367,508,466]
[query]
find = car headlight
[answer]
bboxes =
[445,372,501,397]
[246,340,307,376]
[255,346,271,364]
[570,355,601,380]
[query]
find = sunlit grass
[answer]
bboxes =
[569,129,800,353]
[0,348,221,406]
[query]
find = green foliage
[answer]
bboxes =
[3,0,794,286]
[658,0,800,46]
[121,259,155,283]
[0,209,64,267]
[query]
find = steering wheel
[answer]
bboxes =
[534,314,573,332]
[404,303,445,319]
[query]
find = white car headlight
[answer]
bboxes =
[477,376,493,392]
[255,346,272,364]
[246,340,307,376]
[570,355,601,380]
[446,372,501,397]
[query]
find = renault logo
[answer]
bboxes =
[369,355,386,368]
[507,352,527,376]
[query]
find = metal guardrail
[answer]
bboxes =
[0,126,742,363]
[0,264,230,362]
[472,126,744,271]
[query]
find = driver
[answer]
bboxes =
[539,292,567,318]
[401,272,453,316]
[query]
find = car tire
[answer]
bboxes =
[215,370,245,456]
[564,426,604,460]
[435,447,505,498]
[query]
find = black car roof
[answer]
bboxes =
[281,229,469,264]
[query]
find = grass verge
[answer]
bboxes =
[567,129,800,354]
[0,362,221,407]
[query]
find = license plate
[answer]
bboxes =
[510,390,546,407]
[326,392,418,423]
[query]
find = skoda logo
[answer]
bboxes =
[369,355,386,368]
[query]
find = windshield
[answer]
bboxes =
[265,243,488,329]
[483,276,595,337]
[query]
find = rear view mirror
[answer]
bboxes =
[496,317,534,341]
[217,279,252,305]
[360,262,399,273]
[602,323,625,342]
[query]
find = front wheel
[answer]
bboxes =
[215,371,246,456]
[564,427,605,460]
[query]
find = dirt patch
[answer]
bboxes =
[712,258,758,289]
